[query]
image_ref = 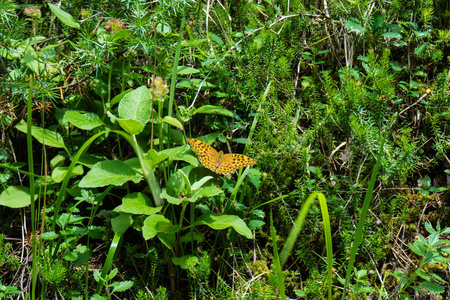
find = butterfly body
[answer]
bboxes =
[187,138,256,175]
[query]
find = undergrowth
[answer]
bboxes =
[1,0,450,299]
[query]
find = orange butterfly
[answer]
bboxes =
[187,138,256,175]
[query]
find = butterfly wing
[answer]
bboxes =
[215,153,256,175]
[187,138,219,172]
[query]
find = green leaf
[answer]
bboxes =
[177,66,200,75]
[73,244,90,265]
[248,219,265,230]
[120,193,162,215]
[15,121,67,150]
[420,281,444,294]
[111,89,133,106]
[64,111,103,130]
[112,29,131,42]
[180,232,203,243]
[51,165,84,183]
[161,116,183,130]
[176,79,216,89]
[118,86,152,123]
[232,137,251,144]
[79,160,141,188]
[111,280,133,293]
[188,186,223,202]
[142,215,180,240]
[172,255,199,270]
[50,154,65,169]
[157,232,176,249]
[63,251,78,261]
[166,170,187,199]
[144,149,170,168]
[383,32,402,39]
[346,20,366,34]
[156,22,171,34]
[111,214,132,234]
[159,145,198,166]
[48,3,80,29]
[107,268,119,281]
[415,269,430,281]
[40,231,59,240]
[77,154,107,168]
[116,118,145,135]
[0,186,36,208]
[430,271,448,283]
[193,212,252,239]
[161,189,185,205]
[414,44,427,57]
[195,105,234,117]
[39,41,68,53]
[210,33,224,46]
[191,176,214,190]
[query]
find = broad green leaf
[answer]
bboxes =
[193,212,252,239]
[120,193,162,215]
[40,41,68,53]
[21,50,52,75]
[156,23,171,34]
[77,154,107,168]
[111,281,133,293]
[50,154,65,169]
[157,232,176,249]
[0,186,37,208]
[232,137,251,144]
[383,32,402,39]
[15,121,67,150]
[180,232,203,243]
[345,20,365,34]
[116,118,145,135]
[161,189,185,205]
[111,89,133,106]
[118,86,152,123]
[65,111,103,130]
[144,149,170,168]
[111,213,133,234]
[430,271,448,283]
[73,244,90,265]
[415,269,430,281]
[159,145,198,166]
[112,29,131,42]
[195,105,234,117]
[57,214,86,227]
[191,176,214,190]
[414,44,427,57]
[48,3,80,29]
[188,186,223,202]
[107,268,119,280]
[63,251,78,261]
[176,78,216,89]
[414,30,430,37]
[210,33,224,46]
[142,214,180,240]
[166,171,186,198]
[248,219,265,230]
[172,255,199,270]
[177,66,200,75]
[161,116,183,130]
[420,281,444,294]
[79,160,141,188]
[40,231,59,240]
[190,133,220,145]
[52,164,84,183]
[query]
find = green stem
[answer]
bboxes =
[27,76,37,300]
